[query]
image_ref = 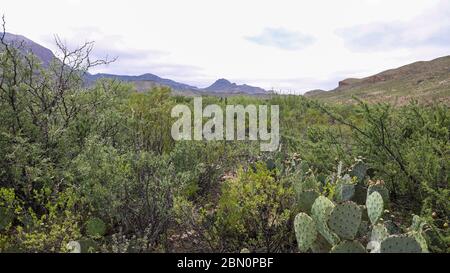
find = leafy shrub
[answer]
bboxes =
[214,163,295,252]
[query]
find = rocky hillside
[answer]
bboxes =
[305,56,450,105]
[2,33,56,66]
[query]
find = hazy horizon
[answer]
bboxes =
[2,0,450,93]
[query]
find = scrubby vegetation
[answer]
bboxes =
[0,34,448,253]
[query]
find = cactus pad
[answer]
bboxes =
[357,220,370,238]
[331,240,366,253]
[294,213,317,252]
[380,235,422,253]
[240,248,250,253]
[311,196,339,245]
[367,184,389,205]
[366,191,384,225]
[335,183,355,202]
[297,190,319,214]
[409,215,428,253]
[410,215,426,232]
[352,184,368,205]
[79,238,98,253]
[382,220,400,234]
[328,201,362,240]
[350,161,367,183]
[366,241,381,253]
[66,241,81,253]
[371,224,389,242]
[310,233,332,253]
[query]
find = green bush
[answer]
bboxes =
[214,163,295,252]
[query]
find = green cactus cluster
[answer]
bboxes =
[293,161,428,253]
[86,217,107,237]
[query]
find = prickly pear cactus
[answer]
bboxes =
[310,233,332,253]
[367,223,389,253]
[86,217,106,237]
[366,192,384,225]
[335,183,355,202]
[331,240,366,253]
[371,224,389,242]
[367,184,389,205]
[311,196,339,245]
[297,190,319,214]
[349,161,367,183]
[383,220,401,234]
[294,213,317,252]
[353,184,368,205]
[240,248,250,253]
[410,215,426,231]
[409,215,429,253]
[328,201,362,240]
[66,239,98,253]
[380,235,422,253]
[357,220,370,238]
[66,241,81,253]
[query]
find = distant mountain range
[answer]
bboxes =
[2,32,269,96]
[3,32,449,103]
[85,74,268,95]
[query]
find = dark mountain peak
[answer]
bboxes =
[204,78,267,94]
[215,78,232,85]
[206,79,235,90]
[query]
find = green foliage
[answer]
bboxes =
[0,207,13,231]
[214,163,294,252]
[86,218,106,237]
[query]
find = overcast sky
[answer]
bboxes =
[2,0,449,93]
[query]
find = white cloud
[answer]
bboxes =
[337,0,450,51]
[245,28,315,50]
[1,0,448,93]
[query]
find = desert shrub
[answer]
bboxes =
[70,135,192,251]
[125,87,176,154]
[214,163,295,252]
[0,187,81,253]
